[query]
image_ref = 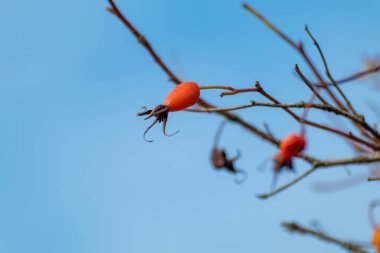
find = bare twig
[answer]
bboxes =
[368,177,380,182]
[243,3,346,110]
[258,155,380,199]
[187,100,363,126]
[254,82,379,150]
[257,164,319,199]
[106,1,180,84]
[199,85,259,97]
[243,4,380,148]
[303,26,380,143]
[282,222,370,253]
[241,4,297,49]
[305,25,357,115]
[295,64,328,105]
[316,65,380,87]
[298,43,346,110]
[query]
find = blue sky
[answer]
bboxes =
[1,0,380,252]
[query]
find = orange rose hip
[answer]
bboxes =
[164,82,200,112]
[137,81,200,142]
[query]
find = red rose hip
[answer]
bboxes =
[164,82,200,112]
[137,81,200,142]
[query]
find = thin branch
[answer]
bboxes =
[295,64,328,105]
[282,222,370,253]
[303,26,380,143]
[187,100,363,126]
[258,155,380,199]
[186,103,258,113]
[242,4,298,49]
[368,177,380,182]
[196,81,380,150]
[305,25,357,115]
[298,43,346,110]
[316,65,380,88]
[254,82,380,150]
[106,1,181,84]
[243,3,346,110]
[263,122,275,140]
[257,165,319,199]
[199,85,259,97]
[221,88,259,97]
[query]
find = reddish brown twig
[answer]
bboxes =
[316,66,380,88]
[368,177,380,182]
[304,26,380,143]
[295,64,328,105]
[243,3,380,149]
[254,81,379,150]
[243,4,346,111]
[106,2,181,84]
[258,155,380,199]
[198,85,259,97]
[305,25,356,114]
[283,222,369,253]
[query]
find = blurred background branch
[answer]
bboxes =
[282,222,370,253]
